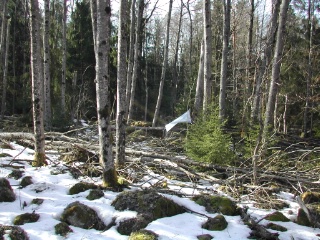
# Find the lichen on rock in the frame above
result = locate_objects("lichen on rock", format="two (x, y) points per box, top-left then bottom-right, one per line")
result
(265, 211), (290, 222)
(13, 212), (40, 225)
(54, 222), (73, 236)
(202, 214), (228, 231)
(129, 229), (158, 240)
(69, 182), (98, 195)
(0, 224), (29, 240)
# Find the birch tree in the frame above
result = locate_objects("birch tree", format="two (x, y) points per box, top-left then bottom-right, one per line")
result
(29, 0), (46, 167)
(203, 0), (212, 113)
(152, 0), (173, 127)
(127, 0), (144, 123)
(91, 0), (117, 187)
(263, 0), (291, 138)
(116, 0), (128, 167)
(194, 39), (204, 115)
(219, 0), (231, 121)
(44, 0), (51, 129)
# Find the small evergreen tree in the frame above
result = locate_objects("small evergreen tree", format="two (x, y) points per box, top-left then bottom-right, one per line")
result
(185, 109), (235, 165)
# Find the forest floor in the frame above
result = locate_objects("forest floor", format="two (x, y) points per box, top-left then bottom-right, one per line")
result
(0, 116), (320, 239)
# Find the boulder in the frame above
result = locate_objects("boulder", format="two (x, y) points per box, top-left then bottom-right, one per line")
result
(0, 224), (29, 240)
(54, 222), (73, 236)
(86, 189), (104, 200)
(301, 192), (320, 204)
(129, 229), (158, 240)
(202, 214), (228, 231)
(60, 201), (106, 230)
(69, 182), (98, 195)
(20, 176), (33, 188)
(265, 211), (290, 222)
(0, 178), (15, 202)
(13, 213), (40, 225)
(193, 194), (239, 216)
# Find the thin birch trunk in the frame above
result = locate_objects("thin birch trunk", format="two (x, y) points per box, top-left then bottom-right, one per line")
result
(219, 0), (231, 120)
(116, 0), (128, 167)
(263, 0), (290, 138)
(127, 0), (144, 123)
(91, 0), (117, 187)
(29, 0), (46, 167)
(194, 39), (204, 115)
(152, 0), (173, 127)
(44, 0), (52, 129)
(125, 0), (136, 119)
(203, 0), (212, 113)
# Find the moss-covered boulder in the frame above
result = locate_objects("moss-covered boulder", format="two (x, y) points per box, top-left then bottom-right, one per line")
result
(301, 192), (320, 204)
(0, 224), (29, 240)
(60, 201), (106, 230)
(193, 194), (239, 216)
(129, 229), (158, 240)
(112, 189), (185, 220)
(202, 214), (228, 231)
(112, 189), (185, 235)
(265, 211), (290, 222)
(0, 178), (16, 202)
(8, 170), (24, 180)
(117, 215), (150, 235)
(296, 208), (311, 226)
(13, 213), (40, 225)
(197, 234), (213, 240)
(265, 223), (287, 232)
(86, 189), (104, 200)
(54, 222), (73, 236)
(20, 176), (33, 188)
(31, 198), (44, 205)
(69, 182), (98, 195)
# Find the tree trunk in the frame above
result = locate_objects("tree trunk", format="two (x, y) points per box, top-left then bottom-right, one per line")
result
(152, 0), (173, 127)
(91, 0), (117, 187)
(263, 0), (290, 139)
(219, 0), (231, 120)
(116, 0), (128, 167)
(44, 0), (52, 129)
(127, 0), (144, 123)
(61, 0), (67, 119)
(251, 0), (281, 123)
(194, 39), (204, 115)
(171, 0), (183, 116)
(1, 18), (10, 119)
(29, 0), (46, 167)
(303, 0), (314, 138)
(203, 0), (212, 113)
(125, 0), (136, 119)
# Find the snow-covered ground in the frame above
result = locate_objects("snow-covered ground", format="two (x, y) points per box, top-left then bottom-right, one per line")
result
(0, 141), (320, 240)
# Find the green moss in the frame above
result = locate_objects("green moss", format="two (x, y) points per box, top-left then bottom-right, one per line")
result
(55, 222), (73, 236)
(13, 212), (40, 225)
(31, 198), (44, 205)
(296, 208), (311, 226)
(69, 182), (97, 195)
(202, 214), (228, 231)
(32, 152), (47, 167)
(129, 230), (158, 240)
(301, 192), (320, 204)
(0, 153), (11, 157)
(102, 168), (118, 188)
(266, 223), (287, 232)
(265, 211), (290, 222)
(193, 195), (239, 216)
(86, 189), (104, 200)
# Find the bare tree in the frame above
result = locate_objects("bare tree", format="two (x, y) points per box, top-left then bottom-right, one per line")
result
(1, 17), (10, 118)
(29, 0), (46, 167)
(203, 0), (212, 113)
(116, 0), (128, 167)
(125, 0), (136, 119)
(61, 0), (67, 119)
(263, 0), (291, 138)
(194, 39), (204, 114)
(44, 0), (52, 129)
(152, 0), (173, 127)
(91, 0), (117, 187)
(219, 0), (231, 120)
(127, 0), (144, 123)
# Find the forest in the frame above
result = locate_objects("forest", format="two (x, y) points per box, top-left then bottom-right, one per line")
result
(1, 0), (320, 239)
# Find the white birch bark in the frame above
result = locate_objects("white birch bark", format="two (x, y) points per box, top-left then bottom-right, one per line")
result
(263, 0), (290, 137)
(116, 0), (128, 167)
(127, 0), (144, 123)
(219, 0), (231, 120)
(29, 0), (46, 167)
(194, 39), (204, 115)
(152, 0), (173, 127)
(203, 0), (212, 113)
(91, 0), (117, 187)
